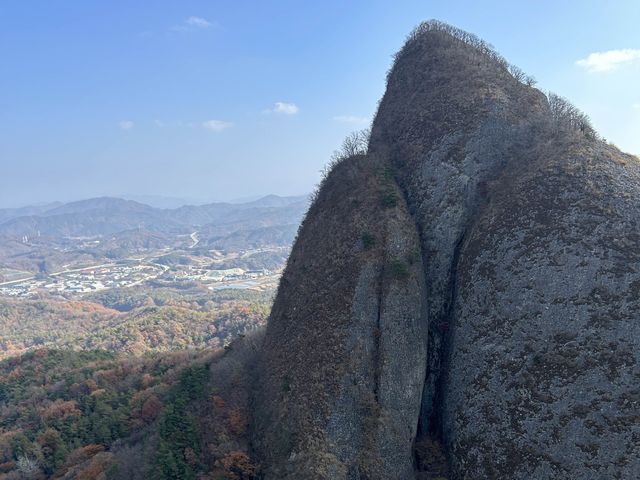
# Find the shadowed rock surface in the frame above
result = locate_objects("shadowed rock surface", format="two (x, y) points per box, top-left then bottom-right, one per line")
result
(254, 20), (640, 479)
(254, 154), (427, 478)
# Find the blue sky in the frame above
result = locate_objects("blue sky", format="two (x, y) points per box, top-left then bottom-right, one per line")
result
(1, 1), (639, 207)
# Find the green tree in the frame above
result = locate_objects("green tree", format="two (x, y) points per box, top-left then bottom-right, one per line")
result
(38, 428), (68, 474)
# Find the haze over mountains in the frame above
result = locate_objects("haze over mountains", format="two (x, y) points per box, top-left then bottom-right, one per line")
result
(0, 194), (307, 284)
(0, 195), (307, 239)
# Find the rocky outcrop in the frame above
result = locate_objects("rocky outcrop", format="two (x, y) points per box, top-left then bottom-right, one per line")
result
(254, 20), (640, 479)
(254, 155), (428, 479)
(444, 140), (640, 479)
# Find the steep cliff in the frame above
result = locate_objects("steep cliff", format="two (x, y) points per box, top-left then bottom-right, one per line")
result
(255, 154), (428, 478)
(255, 20), (640, 479)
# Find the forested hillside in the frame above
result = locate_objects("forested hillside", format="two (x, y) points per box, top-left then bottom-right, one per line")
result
(0, 334), (261, 479)
(0, 288), (270, 360)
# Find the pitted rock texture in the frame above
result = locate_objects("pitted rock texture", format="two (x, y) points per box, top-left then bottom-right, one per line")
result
(254, 20), (640, 479)
(444, 142), (640, 479)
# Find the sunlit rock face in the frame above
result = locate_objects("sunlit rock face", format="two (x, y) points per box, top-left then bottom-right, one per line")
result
(255, 20), (640, 479)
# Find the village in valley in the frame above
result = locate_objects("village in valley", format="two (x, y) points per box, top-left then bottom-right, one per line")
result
(0, 246), (285, 298)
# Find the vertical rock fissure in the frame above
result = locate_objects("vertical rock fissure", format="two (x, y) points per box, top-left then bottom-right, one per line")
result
(384, 166), (450, 467)
(429, 231), (465, 440)
(412, 229), (465, 478)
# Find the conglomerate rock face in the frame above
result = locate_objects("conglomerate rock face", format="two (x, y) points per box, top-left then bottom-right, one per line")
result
(254, 20), (640, 479)
(443, 141), (640, 479)
(254, 154), (428, 479)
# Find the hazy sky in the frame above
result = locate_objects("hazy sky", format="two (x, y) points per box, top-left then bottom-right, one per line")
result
(1, 1), (639, 207)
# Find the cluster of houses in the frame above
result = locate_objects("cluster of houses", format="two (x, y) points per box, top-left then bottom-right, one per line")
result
(0, 262), (166, 298)
(170, 266), (273, 283)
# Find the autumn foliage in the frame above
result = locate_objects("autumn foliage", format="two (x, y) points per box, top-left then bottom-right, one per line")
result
(0, 331), (263, 479)
(221, 451), (258, 480)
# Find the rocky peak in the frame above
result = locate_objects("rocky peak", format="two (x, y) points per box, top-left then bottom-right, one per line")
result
(254, 20), (640, 479)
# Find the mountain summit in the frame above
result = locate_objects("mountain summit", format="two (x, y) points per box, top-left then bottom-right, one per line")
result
(254, 21), (640, 479)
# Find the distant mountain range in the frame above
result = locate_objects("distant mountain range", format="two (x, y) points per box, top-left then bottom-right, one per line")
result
(0, 202), (64, 225)
(0, 194), (308, 239)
